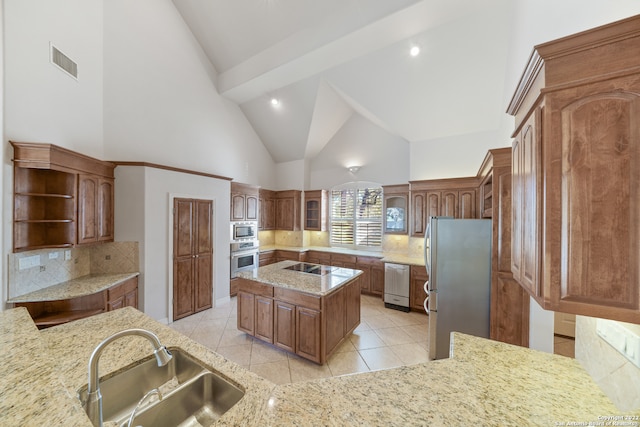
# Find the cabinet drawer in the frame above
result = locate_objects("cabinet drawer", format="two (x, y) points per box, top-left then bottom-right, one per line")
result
(356, 256), (383, 267)
(331, 253), (357, 264)
(274, 287), (320, 310)
(107, 277), (138, 301)
(236, 278), (274, 298)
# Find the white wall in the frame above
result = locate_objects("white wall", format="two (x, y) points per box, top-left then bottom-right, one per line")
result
(528, 297), (554, 353)
(3, 0), (104, 156)
(410, 130), (510, 181)
(115, 166), (231, 323)
(102, 0), (276, 188)
(309, 114), (409, 189)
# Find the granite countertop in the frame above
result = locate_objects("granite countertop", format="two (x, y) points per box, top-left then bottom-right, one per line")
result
(1, 307), (636, 426)
(259, 245), (425, 267)
(236, 260), (363, 296)
(7, 272), (140, 303)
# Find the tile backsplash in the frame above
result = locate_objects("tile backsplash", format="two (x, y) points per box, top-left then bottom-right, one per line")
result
(8, 242), (139, 299)
(575, 316), (640, 411)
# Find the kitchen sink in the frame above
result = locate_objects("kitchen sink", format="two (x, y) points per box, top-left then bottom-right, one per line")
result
(126, 372), (244, 427)
(77, 348), (244, 426)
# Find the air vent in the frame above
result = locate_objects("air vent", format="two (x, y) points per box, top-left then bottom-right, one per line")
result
(50, 44), (78, 79)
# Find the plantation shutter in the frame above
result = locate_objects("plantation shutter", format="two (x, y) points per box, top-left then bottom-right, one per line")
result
(330, 186), (382, 248)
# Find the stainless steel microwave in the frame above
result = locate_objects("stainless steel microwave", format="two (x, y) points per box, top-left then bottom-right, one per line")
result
(230, 221), (257, 242)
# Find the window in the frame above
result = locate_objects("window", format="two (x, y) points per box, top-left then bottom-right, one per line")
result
(330, 183), (383, 249)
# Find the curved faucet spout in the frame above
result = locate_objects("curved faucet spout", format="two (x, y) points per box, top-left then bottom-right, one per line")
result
(84, 328), (172, 427)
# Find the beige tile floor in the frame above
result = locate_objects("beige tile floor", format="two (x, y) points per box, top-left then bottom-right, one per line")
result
(169, 294), (430, 385)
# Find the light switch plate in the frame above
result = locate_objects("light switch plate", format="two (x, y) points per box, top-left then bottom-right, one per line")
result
(596, 318), (640, 369)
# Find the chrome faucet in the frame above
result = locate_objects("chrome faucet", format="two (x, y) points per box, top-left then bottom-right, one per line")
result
(84, 328), (173, 427)
(127, 388), (162, 427)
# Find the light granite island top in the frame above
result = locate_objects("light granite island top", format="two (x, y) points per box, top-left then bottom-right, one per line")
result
(1, 306), (637, 426)
(236, 260), (363, 296)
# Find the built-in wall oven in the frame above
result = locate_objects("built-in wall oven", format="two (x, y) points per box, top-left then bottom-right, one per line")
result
(230, 240), (259, 278)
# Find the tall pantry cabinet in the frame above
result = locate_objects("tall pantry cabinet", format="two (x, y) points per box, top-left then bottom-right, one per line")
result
(508, 15), (640, 323)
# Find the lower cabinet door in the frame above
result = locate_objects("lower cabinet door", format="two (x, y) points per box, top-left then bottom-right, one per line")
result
(255, 296), (274, 343)
(296, 307), (321, 363)
(274, 301), (295, 352)
(237, 292), (255, 335)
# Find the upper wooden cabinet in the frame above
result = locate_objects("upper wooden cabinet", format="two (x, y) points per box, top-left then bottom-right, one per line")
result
(77, 175), (114, 245)
(10, 142), (115, 252)
(507, 15), (640, 323)
(304, 190), (328, 231)
(259, 189), (276, 230)
(382, 184), (408, 235)
(275, 190), (302, 231)
(409, 177), (478, 237)
(230, 182), (259, 222)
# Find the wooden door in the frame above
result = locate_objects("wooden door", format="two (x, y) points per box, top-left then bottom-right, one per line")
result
(441, 191), (458, 217)
(511, 135), (524, 285)
(296, 307), (321, 363)
(255, 297), (274, 342)
(246, 195), (258, 221)
(274, 301), (295, 352)
(97, 178), (114, 241)
(324, 288), (345, 355)
(554, 312), (576, 338)
(77, 175), (98, 244)
(173, 198), (213, 320)
(237, 292), (255, 334)
(231, 193), (245, 220)
(521, 112), (540, 297)
(411, 191), (425, 237)
(458, 190), (476, 219)
(276, 198), (293, 230)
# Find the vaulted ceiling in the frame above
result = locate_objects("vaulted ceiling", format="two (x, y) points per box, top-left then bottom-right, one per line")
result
(172, 0), (512, 163)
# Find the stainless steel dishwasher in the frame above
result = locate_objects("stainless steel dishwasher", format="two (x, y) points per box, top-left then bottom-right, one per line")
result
(384, 263), (410, 312)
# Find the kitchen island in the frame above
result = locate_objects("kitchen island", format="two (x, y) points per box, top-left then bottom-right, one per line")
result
(0, 306), (634, 426)
(235, 260), (363, 364)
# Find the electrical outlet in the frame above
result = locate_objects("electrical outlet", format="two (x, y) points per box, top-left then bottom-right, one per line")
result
(597, 318), (640, 369)
(48, 252), (59, 260)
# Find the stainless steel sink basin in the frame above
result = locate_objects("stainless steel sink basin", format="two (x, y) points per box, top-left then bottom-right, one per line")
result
(126, 372), (244, 427)
(77, 348), (244, 426)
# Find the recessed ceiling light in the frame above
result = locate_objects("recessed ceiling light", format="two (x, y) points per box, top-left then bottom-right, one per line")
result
(270, 98), (280, 106)
(410, 45), (420, 57)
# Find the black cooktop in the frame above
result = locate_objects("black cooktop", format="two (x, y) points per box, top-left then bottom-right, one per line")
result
(284, 263), (335, 276)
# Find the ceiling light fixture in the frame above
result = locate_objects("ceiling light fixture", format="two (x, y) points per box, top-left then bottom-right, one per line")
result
(270, 97), (280, 106)
(410, 45), (420, 57)
(347, 166), (360, 174)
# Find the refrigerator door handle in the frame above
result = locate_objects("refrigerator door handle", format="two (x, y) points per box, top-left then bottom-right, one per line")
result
(423, 292), (429, 313)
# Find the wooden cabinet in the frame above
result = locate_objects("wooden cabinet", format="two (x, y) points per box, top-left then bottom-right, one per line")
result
(331, 253), (357, 269)
(15, 276), (138, 329)
(275, 190), (302, 231)
(259, 189), (276, 230)
(409, 177), (478, 237)
(236, 276), (361, 364)
(11, 142), (115, 252)
(77, 175), (114, 245)
(107, 277), (139, 311)
(477, 148), (530, 347)
(305, 250), (331, 265)
(382, 185), (408, 235)
(304, 190), (327, 231)
(173, 198), (213, 320)
(507, 15), (640, 323)
(231, 182), (259, 222)
(259, 251), (277, 267)
(356, 256), (384, 296)
(255, 296), (274, 343)
(274, 250), (303, 262)
(409, 265), (428, 312)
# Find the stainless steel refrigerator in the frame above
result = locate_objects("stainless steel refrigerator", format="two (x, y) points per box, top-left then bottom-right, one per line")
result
(424, 217), (492, 360)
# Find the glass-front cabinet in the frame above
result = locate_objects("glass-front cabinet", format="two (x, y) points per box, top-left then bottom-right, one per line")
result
(304, 190), (327, 231)
(382, 184), (409, 235)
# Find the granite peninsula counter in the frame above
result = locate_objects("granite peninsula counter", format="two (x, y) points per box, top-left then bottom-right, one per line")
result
(0, 306), (636, 426)
(235, 260), (363, 364)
